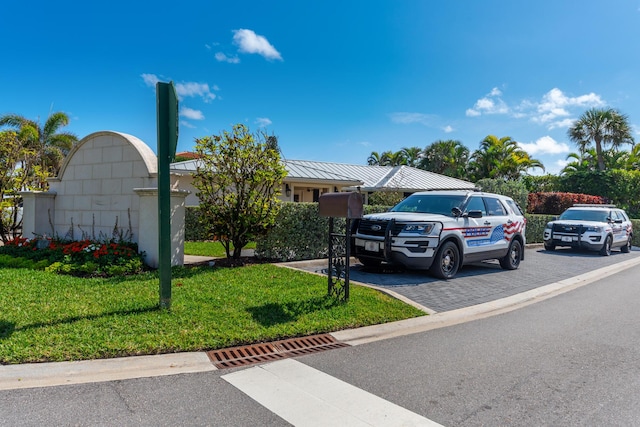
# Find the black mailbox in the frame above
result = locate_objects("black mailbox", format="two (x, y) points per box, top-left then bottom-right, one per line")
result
(318, 192), (363, 218)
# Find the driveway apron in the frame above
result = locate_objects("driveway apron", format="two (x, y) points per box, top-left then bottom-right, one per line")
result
(289, 247), (640, 313)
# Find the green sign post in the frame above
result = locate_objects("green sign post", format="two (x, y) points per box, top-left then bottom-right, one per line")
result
(156, 81), (179, 309)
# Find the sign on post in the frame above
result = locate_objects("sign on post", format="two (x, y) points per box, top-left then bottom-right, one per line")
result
(156, 81), (179, 309)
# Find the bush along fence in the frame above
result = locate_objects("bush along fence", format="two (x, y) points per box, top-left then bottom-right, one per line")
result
(185, 203), (640, 262)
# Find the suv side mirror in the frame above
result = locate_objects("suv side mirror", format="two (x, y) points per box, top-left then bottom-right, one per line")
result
(466, 210), (483, 218)
(451, 207), (462, 218)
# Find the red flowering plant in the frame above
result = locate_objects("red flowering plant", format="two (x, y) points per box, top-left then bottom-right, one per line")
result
(0, 235), (146, 277)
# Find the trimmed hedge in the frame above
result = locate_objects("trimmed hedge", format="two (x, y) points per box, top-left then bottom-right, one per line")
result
(527, 192), (608, 215)
(186, 205), (639, 261)
(254, 202), (391, 261)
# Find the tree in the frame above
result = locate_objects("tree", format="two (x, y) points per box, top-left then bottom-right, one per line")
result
(400, 146), (422, 167)
(0, 131), (28, 242)
(367, 151), (384, 166)
(567, 108), (635, 172)
(0, 112), (78, 189)
(419, 139), (469, 179)
(468, 135), (544, 181)
(192, 124), (287, 259)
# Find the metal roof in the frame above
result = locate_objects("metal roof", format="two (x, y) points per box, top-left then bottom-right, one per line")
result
(170, 158), (475, 192)
(283, 160), (475, 192)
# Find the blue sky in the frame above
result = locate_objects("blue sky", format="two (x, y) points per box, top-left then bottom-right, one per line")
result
(2, 1), (640, 175)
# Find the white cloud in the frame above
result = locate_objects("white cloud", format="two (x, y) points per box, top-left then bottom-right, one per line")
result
(141, 73), (161, 87)
(389, 112), (438, 125)
(534, 88), (604, 124)
(443, 125), (454, 133)
(467, 86), (606, 131)
(175, 82), (217, 103)
(180, 107), (204, 120)
(465, 87), (510, 116)
(233, 29), (282, 61)
(141, 74), (218, 103)
(548, 118), (575, 130)
(255, 117), (272, 127)
(179, 120), (196, 129)
(518, 136), (570, 155)
(215, 52), (240, 64)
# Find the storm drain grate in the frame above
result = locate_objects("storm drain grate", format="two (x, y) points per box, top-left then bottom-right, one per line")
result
(207, 334), (350, 369)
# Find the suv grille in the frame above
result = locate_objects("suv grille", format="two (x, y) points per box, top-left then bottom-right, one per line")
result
(357, 219), (404, 236)
(552, 223), (584, 235)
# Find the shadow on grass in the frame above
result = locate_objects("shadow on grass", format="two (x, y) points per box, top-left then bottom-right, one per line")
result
(0, 320), (15, 339)
(0, 305), (159, 339)
(247, 295), (343, 327)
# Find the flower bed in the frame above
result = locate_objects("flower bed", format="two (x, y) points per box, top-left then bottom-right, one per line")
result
(0, 237), (146, 277)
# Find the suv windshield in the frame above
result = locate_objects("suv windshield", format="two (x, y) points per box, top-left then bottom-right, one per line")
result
(559, 209), (609, 222)
(391, 194), (466, 216)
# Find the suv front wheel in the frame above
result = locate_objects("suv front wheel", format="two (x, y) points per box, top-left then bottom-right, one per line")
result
(430, 241), (460, 279)
(599, 235), (612, 256)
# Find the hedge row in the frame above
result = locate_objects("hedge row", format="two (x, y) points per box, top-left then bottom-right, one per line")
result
(527, 192), (607, 215)
(187, 204), (640, 262)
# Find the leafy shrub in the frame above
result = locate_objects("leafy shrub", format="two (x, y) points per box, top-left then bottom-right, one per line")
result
(255, 202), (390, 262)
(185, 206), (208, 241)
(524, 214), (556, 244)
(527, 192), (608, 215)
(475, 178), (529, 212)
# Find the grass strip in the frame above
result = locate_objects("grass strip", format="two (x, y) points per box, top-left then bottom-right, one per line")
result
(0, 264), (424, 364)
(184, 241), (256, 258)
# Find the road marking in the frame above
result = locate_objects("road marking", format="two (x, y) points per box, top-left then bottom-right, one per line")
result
(222, 358), (443, 426)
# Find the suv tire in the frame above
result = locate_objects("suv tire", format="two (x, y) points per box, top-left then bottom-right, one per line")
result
(544, 243), (555, 251)
(500, 239), (522, 270)
(599, 235), (612, 256)
(621, 236), (632, 253)
(430, 241), (460, 279)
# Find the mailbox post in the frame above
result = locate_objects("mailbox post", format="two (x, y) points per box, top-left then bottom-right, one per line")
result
(318, 192), (363, 301)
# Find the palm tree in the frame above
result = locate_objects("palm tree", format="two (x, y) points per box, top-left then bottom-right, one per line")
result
(0, 112), (78, 189)
(400, 146), (422, 167)
(419, 139), (469, 179)
(468, 135), (544, 181)
(367, 151), (383, 165)
(567, 108), (634, 171)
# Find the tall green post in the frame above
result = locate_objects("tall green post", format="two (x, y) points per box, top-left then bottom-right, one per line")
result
(156, 82), (179, 309)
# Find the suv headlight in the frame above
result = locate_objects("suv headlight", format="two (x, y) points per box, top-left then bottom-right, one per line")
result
(545, 222), (553, 229)
(584, 226), (602, 232)
(402, 223), (439, 235)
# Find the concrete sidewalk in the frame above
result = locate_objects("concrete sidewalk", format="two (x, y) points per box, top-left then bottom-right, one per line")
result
(3, 253), (640, 391)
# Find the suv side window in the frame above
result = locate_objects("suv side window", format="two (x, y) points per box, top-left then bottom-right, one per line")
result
(611, 210), (623, 222)
(505, 199), (523, 216)
(618, 210), (630, 222)
(465, 196), (486, 215)
(484, 197), (507, 216)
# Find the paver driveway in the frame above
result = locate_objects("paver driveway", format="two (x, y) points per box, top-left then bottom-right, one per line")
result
(290, 246), (640, 313)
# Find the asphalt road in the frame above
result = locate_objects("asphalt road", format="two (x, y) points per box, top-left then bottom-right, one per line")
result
(293, 245), (640, 312)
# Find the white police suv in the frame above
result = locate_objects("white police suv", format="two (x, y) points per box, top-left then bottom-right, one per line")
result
(543, 204), (633, 256)
(352, 190), (527, 279)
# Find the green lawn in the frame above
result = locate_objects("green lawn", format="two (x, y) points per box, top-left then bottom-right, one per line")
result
(0, 264), (425, 364)
(184, 241), (256, 257)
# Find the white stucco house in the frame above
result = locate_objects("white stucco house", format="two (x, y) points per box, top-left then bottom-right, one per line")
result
(170, 158), (476, 206)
